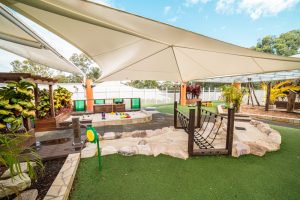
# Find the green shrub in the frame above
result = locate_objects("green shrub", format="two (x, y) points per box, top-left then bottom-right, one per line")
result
(54, 86), (73, 114)
(0, 79), (36, 131)
(221, 85), (246, 112)
(36, 89), (50, 119)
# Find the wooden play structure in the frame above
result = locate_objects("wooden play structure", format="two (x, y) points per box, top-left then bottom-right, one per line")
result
(174, 101), (235, 156)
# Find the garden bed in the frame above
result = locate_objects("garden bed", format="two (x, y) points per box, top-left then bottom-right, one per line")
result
(241, 105), (300, 118)
(1, 158), (65, 200)
(35, 111), (71, 132)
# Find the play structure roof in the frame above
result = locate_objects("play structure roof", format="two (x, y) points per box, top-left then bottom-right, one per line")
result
(2, 0), (300, 82)
(0, 3), (83, 75)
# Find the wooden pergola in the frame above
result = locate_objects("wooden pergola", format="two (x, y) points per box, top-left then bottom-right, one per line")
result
(0, 72), (58, 118)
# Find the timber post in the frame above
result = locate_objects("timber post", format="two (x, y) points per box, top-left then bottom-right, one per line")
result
(72, 117), (81, 145)
(226, 107), (235, 156)
(174, 101), (178, 129)
(188, 109), (195, 157)
(196, 101), (201, 128)
(49, 84), (55, 117)
(265, 82), (271, 111)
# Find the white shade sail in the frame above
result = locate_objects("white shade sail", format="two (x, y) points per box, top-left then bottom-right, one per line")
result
(2, 0), (300, 82)
(0, 4), (83, 75)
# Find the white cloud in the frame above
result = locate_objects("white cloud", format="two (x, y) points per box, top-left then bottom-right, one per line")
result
(216, 0), (300, 20)
(168, 16), (179, 22)
(164, 6), (171, 14)
(184, 0), (211, 7)
(216, 0), (236, 14)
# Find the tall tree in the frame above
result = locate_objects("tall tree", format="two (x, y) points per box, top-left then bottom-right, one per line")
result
(253, 30), (300, 56)
(10, 60), (54, 77)
(69, 53), (101, 81)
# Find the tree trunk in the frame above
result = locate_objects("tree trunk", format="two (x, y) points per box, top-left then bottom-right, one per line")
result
(287, 91), (296, 113)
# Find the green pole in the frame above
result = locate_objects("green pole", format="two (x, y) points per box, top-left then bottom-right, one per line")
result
(96, 139), (102, 172)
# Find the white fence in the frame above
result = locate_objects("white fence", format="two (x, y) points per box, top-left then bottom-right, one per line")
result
(32, 82), (300, 106)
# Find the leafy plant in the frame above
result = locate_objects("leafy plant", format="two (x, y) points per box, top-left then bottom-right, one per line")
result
(0, 133), (43, 180)
(54, 86), (73, 114)
(261, 80), (300, 105)
(221, 85), (246, 112)
(36, 89), (50, 119)
(0, 79), (36, 132)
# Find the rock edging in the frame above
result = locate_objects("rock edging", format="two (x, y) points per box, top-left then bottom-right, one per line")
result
(43, 153), (80, 200)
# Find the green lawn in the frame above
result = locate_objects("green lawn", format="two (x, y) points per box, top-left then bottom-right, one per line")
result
(71, 125), (300, 200)
(143, 101), (223, 115)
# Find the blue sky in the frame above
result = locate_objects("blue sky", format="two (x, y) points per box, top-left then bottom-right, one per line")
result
(1, 0), (300, 72)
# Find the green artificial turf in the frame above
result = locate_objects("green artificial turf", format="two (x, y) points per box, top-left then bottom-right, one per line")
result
(144, 101), (223, 115)
(70, 125), (300, 200)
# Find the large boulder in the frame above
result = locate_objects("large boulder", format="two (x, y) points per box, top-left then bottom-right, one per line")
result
(136, 144), (152, 156)
(101, 146), (118, 156)
(257, 123), (271, 135)
(13, 189), (38, 200)
(0, 174), (31, 198)
(118, 146), (137, 156)
(232, 142), (251, 157)
(268, 131), (281, 145)
(81, 144), (97, 158)
(165, 146), (188, 160)
(1, 162), (36, 179)
(103, 132), (116, 140)
(246, 142), (268, 156)
(150, 143), (167, 157)
(132, 130), (147, 138)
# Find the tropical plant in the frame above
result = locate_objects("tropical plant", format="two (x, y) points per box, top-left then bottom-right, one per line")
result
(54, 86), (73, 114)
(221, 85), (246, 112)
(0, 79), (36, 132)
(0, 133), (43, 180)
(261, 80), (300, 105)
(36, 89), (50, 119)
(0, 80), (43, 194)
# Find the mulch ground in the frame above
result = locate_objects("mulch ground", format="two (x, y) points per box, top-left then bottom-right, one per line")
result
(241, 105), (300, 118)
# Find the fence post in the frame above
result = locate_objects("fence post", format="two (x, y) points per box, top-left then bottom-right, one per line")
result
(196, 101), (201, 128)
(208, 87), (211, 100)
(226, 108), (235, 156)
(214, 87), (216, 100)
(165, 88), (168, 103)
(174, 101), (178, 129)
(188, 109), (195, 157)
(144, 88), (146, 105)
(155, 88), (157, 104)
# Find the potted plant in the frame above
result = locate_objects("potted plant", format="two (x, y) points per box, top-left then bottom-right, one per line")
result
(221, 85), (246, 113)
